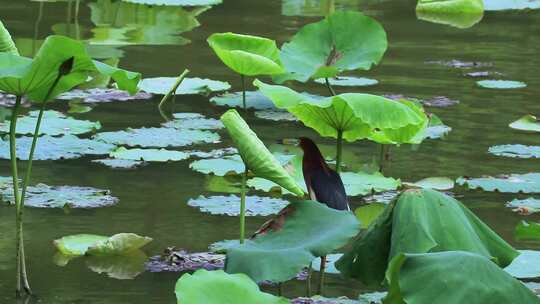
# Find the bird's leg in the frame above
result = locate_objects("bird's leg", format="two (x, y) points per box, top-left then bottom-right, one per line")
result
(317, 255), (327, 295)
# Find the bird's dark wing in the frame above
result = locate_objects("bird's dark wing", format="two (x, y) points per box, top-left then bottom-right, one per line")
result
(308, 169), (349, 211)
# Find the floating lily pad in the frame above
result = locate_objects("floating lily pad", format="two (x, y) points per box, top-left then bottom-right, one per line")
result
(57, 88), (153, 103)
(86, 250), (148, 280)
(505, 250), (540, 279)
(94, 127), (220, 148)
(358, 292), (387, 304)
(506, 198), (540, 215)
(510, 115), (540, 133)
(187, 195), (289, 216)
(0, 93), (30, 107)
(515, 221), (540, 241)
(457, 173), (540, 193)
(477, 80), (527, 89)
(406, 177), (455, 190)
(0, 135), (116, 160)
(110, 147), (189, 162)
(139, 77), (230, 95)
(484, 0), (540, 11)
(92, 158), (146, 169)
(187, 147), (238, 159)
(190, 155), (245, 176)
(162, 113), (224, 130)
(314, 76), (378, 87)
(291, 296), (358, 304)
(210, 91), (276, 110)
(254, 110), (298, 121)
(489, 145), (540, 159)
(122, 0), (222, 6)
(311, 253), (343, 274)
(0, 110), (101, 136)
(145, 249), (225, 273)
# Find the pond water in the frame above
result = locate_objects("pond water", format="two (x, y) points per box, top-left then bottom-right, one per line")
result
(0, 0), (539, 302)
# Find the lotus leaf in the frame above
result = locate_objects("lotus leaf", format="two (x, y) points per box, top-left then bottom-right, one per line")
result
(86, 233), (153, 256)
(0, 110), (101, 136)
(506, 198), (540, 215)
(489, 144), (540, 158)
(188, 195), (289, 216)
(53, 234), (109, 256)
(57, 88), (153, 103)
(314, 76), (378, 87)
(510, 115), (540, 133)
(275, 11), (387, 83)
(336, 189), (519, 286)
(122, 0), (222, 6)
(86, 250), (147, 280)
(110, 147), (190, 162)
(92, 158), (146, 169)
(515, 221), (540, 241)
(175, 269), (288, 304)
(477, 80), (527, 89)
(0, 134), (115, 160)
(187, 147), (238, 159)
(255, 80), (428, 144)
(0, 20), (18, 55)
(505, 250), (540, 279)
(139, 77), (230, 95)
(94, 127), (219, 148)
(207, 33), (284, 76)
(358, 292), (387, 304)
(405, 177), (455, 190)
(311, 253), (343, 274)
(416, 9), (484, 29)
(220, 110), (304, 196)
(457, 173), (540, 193)
(68, 101), (94, 114)
(210, 91), (276, 110)
(363, 191), (400, 205)
(205, 176), (241, 194)
(190, 155), (245, 176)
(484, 0), (540, 11)
(416, 0), (484, 14)
(162, 113), (224, 130)
(355, 203), (386, 229)
(254, 110), (297, 121)
(384, 251), (538, 304)
(226, 200), (360, 283)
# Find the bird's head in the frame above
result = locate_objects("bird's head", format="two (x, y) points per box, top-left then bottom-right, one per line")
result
(298, 137), (317, 152)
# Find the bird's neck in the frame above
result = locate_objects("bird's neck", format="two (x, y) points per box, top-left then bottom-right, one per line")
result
(302, 149), (330, 174)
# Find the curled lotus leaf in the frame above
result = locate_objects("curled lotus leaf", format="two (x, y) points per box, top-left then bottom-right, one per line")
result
(86, 233), (153, 256)
(57, 88), (153, 103)
(0, 20), (18, 55)
(506, 198), (540, 215)
(505, 250), (540, 279)
(314, 76), (378, 87)
(457, 173), (540, 193)
(110, 147), (190, 162)
(94, 127), (220, 148)
(510, 115), (540, 133)
(0, 134), (116, 160)
(477, 80), (527, 89)
(187, 195), (289, 216)
(162, 113), (224, 130)
(275, 11), (387, 83)
(0, 110), (101, 136)
(207, 32), (285, 76)
(489, 144), (540, 159)
(139, 77), (230, 95)
(175, 269), (289, 304)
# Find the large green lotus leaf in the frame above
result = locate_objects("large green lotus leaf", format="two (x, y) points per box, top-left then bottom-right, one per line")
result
(139, 77), (230, 95)
(89, 1), (208, 45)
(314, 76), (378, 87)
(477, 80), (527, 89)
(457, 173), (540, 193)
(54, 234), (109, 256)
(255, 81), (427, 143)
(188, 195), (289, 216)
(506, 198), (540, 215)
(207, 33), (284, 76)
(175, 269), (288, 304)
(0, 35), (140, 102)
(86, 250), (147, 280)
(94, 127), (219, 148)
(122, 0), (222, 6)
(355, 203), (386, 229)
(489, 144), (540, 159)
(275, 11), (387, 83)
(0, 178), (118, 208)
(190, 155), (245, 176)
(416, 9), (483, 29)
(220, 110), (304, 196)
(0, 110), (101, 136)
(226, 200), (360, 283)
(86, 233), (152, 256)
(0, 20), (19, 55)
(384, 251), (538, 304)
(110, 147), (189, 162)
(416, 0), (484, 14)
(505, 250), (540, 279)
(510, 115), (540, 133)
(515, 221), (540, 241)
(162, 113), (224, 130)
(0, 134), (116, 160)
(336, 189), (519, 286)
(484, 0), (540, 11)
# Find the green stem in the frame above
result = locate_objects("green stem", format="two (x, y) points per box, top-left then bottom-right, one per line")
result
(317, 255), (327, 295)
(324, 77), (336, 96)
(10, 96), (22, 296)
(241, 74), (246, 111)
(158, 69), (189, 121)
(239, 167), (248, 244)
(335, 130), (343, 173)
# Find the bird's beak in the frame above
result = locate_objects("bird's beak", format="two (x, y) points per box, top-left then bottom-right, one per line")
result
(279, 138), (300, 146)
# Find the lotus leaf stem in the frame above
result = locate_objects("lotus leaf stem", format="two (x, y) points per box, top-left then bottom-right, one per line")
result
(239, 167), (248, 243)
(324, 77), (336, 96)
(241, 74), (247, 111)
(10, 96), (22, 296)
(306, 262), (312, 297)
(335, 130), (343, 173)
(158, 69), (189, 121)
(317, 255), (327, 295)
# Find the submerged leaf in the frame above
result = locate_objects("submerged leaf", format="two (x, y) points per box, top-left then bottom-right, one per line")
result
(187, 195), (289, 216)
(110, 147), (190, 162)
(139, 77), (230, 95)
(0, 110), (101, 136)
(457, 173), (540, 193)
(94, 127), (220, 148)
(477, 80), (527, 89)
(226, 200), (360, 283)
(314, 76), (378, 87)
(175, 270), (288, 304)
(489, 144), (540, 159)
(510, 115), (540, 133)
